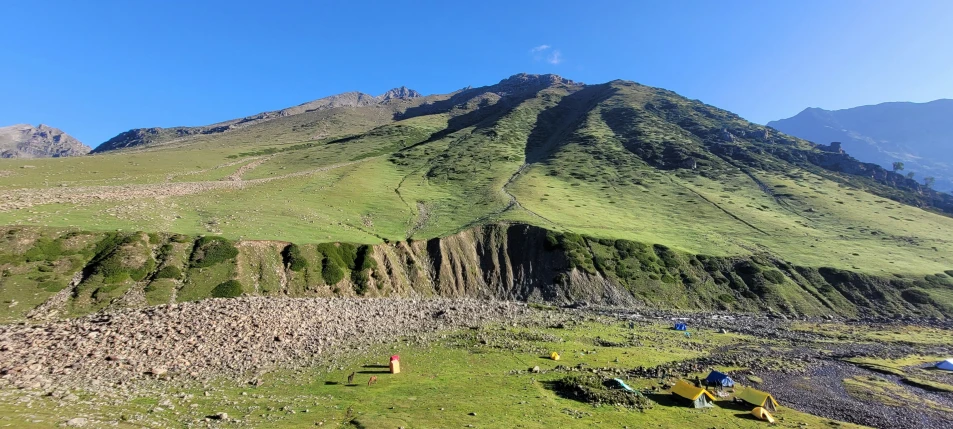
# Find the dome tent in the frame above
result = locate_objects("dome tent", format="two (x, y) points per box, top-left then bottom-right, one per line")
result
(705, 370), (735, 387)
(935, 359), (953, 371)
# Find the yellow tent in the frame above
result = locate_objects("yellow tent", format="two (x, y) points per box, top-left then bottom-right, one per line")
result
(550, 352), (560, 361)
(671, 380), (716, 408)
(751, 406), (776, 423)
(738, 387), (780, 412)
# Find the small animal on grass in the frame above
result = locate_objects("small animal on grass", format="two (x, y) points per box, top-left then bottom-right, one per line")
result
(347, 372), (355, 384)
(368, 376), (378, 386)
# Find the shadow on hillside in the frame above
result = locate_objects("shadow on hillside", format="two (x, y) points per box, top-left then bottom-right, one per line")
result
(524, 84), (616, 164)
(394, 82), (555, 153)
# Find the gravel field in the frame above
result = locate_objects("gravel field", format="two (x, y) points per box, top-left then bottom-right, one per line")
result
(0, 297), (529, 391)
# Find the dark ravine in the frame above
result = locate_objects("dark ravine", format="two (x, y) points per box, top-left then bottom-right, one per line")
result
(2, 224), (951, 322)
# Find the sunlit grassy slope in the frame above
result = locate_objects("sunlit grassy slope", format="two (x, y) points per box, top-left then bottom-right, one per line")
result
(0, 74), (951, 277)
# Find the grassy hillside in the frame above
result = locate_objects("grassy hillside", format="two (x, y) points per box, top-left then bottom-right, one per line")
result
(0, 73), (951, 305)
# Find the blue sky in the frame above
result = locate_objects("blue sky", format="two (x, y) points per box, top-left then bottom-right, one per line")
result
(2, 0), (952, 146)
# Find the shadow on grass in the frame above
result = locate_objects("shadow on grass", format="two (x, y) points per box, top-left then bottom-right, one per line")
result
(541, 380), (573, 402)
(357, 370), (390, 374)
(324, 381), (339, 386)
(363, 364), (389, 369)
(716, 399), (752, 411)
(734, 412), (761, 421)
(645, 393), (679, 407)
(345, 419), (367, 428)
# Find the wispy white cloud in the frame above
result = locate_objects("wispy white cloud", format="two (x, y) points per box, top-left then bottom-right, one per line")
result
(530, 44), (564, 65)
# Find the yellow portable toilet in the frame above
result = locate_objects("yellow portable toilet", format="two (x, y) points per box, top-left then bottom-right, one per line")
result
(751, 406), (776, 423)
(389, 355), (400, 374)
(550, 352), (561, 361)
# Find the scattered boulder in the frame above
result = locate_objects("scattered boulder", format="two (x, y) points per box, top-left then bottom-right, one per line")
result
(65, 417), (88, 427)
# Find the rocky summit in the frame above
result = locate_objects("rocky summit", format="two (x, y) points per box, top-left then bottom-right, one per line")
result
(0, 124), (90, 158)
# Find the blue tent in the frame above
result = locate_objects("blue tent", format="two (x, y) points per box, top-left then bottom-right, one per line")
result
(936, 359), (953, 371)
(674, 322), (688, 331)
(705, 370), (735, 387)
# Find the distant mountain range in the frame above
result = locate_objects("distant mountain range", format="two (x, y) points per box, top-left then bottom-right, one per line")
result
(0, 124), (90, 158)
(768, 100), (953, 193)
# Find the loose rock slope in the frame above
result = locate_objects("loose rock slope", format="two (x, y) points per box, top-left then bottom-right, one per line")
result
(0, 297), (528, 391)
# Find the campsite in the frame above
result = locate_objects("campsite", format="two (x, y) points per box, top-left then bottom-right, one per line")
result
(0, 306), (951, 428)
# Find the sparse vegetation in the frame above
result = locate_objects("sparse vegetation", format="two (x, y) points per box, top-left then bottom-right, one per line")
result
(190, 236), (239, 268)
(155, 265), (182, 279)
(282, 243), (307, 271)
(552, 374), (652, 409)
(763, 269), (786, 284)
(211, 280), (243, 298)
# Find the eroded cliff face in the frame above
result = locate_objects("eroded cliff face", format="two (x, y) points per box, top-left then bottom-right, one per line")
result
(365, 224), (635, 305)
(1, 224), (951, 322)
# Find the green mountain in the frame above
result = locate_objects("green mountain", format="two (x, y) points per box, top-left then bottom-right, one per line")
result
(1, 73), (951, 321)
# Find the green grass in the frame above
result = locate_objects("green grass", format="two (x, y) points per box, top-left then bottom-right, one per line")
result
(841, 354), (953, 393)
(0, 319), (868, 428)
(801, 323), (953, 346)
(843, 375), (953, 412)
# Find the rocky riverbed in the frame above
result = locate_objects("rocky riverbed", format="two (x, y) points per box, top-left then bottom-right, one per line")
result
(1, 301), (952, 429)
(0, 297), (529, 392)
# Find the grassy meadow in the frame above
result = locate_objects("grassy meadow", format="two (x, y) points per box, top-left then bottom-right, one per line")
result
(0, 317), (870, 429)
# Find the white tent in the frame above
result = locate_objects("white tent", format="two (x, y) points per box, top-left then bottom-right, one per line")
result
(935, 359), (953, 371)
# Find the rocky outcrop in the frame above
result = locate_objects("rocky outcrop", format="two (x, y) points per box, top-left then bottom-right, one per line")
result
(0, 124), (90, 158)
(92, 88), (423, 153)
(378, 86), (422, 101)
